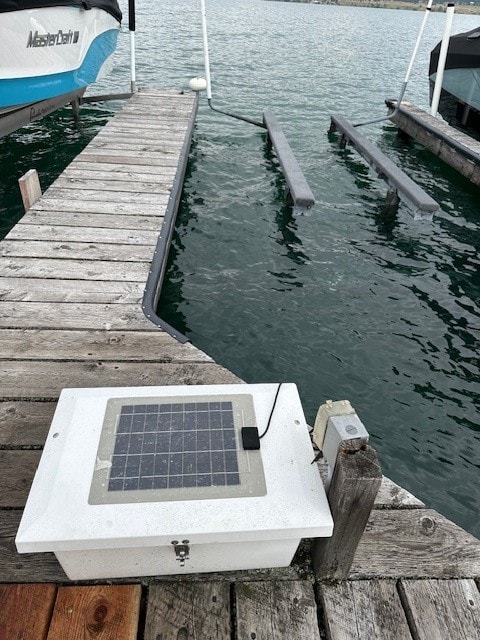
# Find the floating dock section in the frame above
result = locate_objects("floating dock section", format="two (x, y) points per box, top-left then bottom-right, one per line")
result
(0, 89), (479, 639)
(387, 100), (480, 186)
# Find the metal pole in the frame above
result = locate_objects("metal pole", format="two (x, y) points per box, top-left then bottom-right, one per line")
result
(128, 0), (136, 93)
(404, 0), (434, 85)
(197, 0), (264, 127)
(353, 0), (434, 127)
(431, 3), (455, 117)
(199, 0), (212, 100)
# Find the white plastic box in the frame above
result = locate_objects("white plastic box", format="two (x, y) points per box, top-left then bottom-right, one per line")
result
(16, 383), (333, 580)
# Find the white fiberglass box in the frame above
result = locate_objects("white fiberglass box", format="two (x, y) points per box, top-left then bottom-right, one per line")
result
(16, 384), (333, 580)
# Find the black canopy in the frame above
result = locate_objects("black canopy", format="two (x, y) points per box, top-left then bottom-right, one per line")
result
(430, 27), (480, 75)
(0, 0), (121, 22)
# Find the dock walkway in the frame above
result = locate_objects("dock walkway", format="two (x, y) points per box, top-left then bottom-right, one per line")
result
(1, 90), (480, 639)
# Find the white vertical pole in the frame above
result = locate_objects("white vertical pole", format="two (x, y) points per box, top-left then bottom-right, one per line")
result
(394, 0), (434, 109)
(404, 0), (434, 84)
(128, 0), (136, 93)
(431, 3), (455, 117)
(130, 31), (136, 93)
(199, 0), (212, 100)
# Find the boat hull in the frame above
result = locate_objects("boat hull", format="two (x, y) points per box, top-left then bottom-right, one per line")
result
(429, 27), (480, 138)
(0, 6), (120, 114)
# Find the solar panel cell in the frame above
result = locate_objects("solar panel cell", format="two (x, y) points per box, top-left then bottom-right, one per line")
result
(107, 401), (241, 493)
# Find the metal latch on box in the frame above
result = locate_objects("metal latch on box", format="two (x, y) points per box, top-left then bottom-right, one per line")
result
(172, 540), (190, 566)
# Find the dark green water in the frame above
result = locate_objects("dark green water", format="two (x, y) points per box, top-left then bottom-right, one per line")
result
(1, 0), (478, 536)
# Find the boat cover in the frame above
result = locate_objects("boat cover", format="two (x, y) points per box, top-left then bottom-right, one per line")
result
(430, 27), (480, 75)
(0, 0), (121, 22)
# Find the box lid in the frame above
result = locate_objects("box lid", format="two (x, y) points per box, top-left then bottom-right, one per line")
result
(16, 383), (333, 552)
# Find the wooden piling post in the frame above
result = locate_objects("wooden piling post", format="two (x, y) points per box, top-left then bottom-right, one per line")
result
(18, 169), (42, 212)
(312, 439), (382, 581)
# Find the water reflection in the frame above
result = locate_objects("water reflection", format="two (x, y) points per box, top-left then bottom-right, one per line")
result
(156, 135), (203, 336)
(263, 136), (310, 273)
(327, 130), (401, 232)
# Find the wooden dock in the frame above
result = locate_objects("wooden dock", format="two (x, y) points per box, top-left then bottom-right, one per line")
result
(1, 89), (480, 639)
(387, 100), (480, 186)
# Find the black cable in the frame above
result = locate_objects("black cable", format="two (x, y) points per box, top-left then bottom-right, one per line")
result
(259, 383), (282, 439)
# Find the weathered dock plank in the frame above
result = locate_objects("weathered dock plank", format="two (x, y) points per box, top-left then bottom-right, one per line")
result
(0, 257), (150, 281)
(60, 167), (176, 183)
(235, 581), (321, 640)
(80, 136), (183, 151)
(61, 160), (177, 177)
(1, 240), (154, 262)
(52, 177), (173, 194)
(42, 186), (168, 203)
(374, 476), (425, 509)
(144, 583), (231, 640)
(31, 198), (166, 215)
(0, 361), (239, 398)
(0, 278), (144, 303)
(23, 211), (164, 230)
(93, 134), (186, 147)
(0, 329), (212, 362)
(399, 579), (480, 640)
(75, 152), (182, 168)
(0, 302), (155, 331)
(350, 509), (480, 579)
(318, 580), (413, 640)
(6, 224), (159, 245)
(0, 401), (56, 446)
(0, 450), (42, 506)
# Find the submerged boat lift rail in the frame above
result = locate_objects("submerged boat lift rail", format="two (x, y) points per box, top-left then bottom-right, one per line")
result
(263, 111), (315, 215)
(330, 114), (439, 221)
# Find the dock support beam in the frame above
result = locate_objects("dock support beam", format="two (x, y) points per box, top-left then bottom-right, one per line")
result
(263, 111), (315, 215)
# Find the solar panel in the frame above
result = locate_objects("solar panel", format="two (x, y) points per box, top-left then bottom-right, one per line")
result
(108, 401), (240, 492)
(89, 393), (267, 504)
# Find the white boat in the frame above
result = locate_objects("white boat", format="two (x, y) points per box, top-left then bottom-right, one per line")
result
(0, 0), (121, 130)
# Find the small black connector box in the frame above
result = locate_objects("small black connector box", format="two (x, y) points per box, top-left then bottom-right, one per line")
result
(241, 427), (260, 450)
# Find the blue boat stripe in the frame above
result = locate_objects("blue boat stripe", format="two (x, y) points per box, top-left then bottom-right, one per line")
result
(0, 29), (118, 108)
